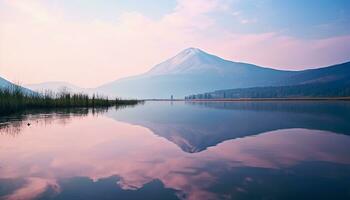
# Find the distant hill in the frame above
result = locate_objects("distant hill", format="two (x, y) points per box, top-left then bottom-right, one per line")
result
(0, 76), (35, 95)
(187, 62), (350, 99)
(279, 61), (350, 86)
(0, 76), (15, 88)
(26, 81), (89, 94)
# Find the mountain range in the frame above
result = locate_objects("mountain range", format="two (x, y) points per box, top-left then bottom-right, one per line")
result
(2, 47), (350, 99)
(187, 61), (350, 99)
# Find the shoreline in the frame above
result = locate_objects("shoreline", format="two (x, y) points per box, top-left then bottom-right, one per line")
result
(145, 97), (350, 102)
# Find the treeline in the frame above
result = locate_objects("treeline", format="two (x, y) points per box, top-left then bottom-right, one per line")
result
(186, 82), (350, 99)
(0, 86), (140, 115)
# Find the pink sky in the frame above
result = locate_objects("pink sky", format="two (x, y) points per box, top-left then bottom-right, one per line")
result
(1, 0), (350, 87)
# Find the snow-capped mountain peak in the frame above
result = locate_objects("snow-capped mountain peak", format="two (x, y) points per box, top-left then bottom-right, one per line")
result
(177, 47), (204, 57)
(145, 47), (225, 76)
(167, 47), (206, 65)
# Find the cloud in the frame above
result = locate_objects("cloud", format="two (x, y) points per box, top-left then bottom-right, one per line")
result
(239, 18), (257, 24)
(229, 10), (257, 24)
(3, 0), (53, 22)
(4, 178), (59, 200)
(0, 0), (349, 87)
(214, 32), (350, 69)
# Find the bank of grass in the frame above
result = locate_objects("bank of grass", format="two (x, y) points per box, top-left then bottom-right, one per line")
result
(0, 86), (140, 115)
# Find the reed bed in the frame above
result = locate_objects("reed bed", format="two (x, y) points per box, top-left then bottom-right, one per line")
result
(0, 86), (140, 115)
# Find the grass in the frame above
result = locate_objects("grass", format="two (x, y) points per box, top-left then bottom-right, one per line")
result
(0, 86), (140, 115)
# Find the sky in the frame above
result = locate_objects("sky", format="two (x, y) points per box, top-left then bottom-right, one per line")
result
(0, 0), (350, 87)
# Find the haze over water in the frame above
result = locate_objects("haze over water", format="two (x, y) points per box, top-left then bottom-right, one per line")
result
(0, 101), (350, 200)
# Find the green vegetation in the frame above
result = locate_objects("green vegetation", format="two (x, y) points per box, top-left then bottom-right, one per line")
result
(186, 82), (350, 100)
(0, 86), (140, 115)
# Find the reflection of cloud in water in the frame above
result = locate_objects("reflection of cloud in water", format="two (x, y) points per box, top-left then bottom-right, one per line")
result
(0, 109), (350, 199)
(3, 178), (59, 200)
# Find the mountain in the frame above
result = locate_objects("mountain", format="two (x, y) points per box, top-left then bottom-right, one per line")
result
(0, 76), (35, 95)
(97, 48), (299, 99)
(26, 81), (88, 94)
(187, 61), (350, 99)
(0, 76), (14, 88)
(280, 61), (350, 85)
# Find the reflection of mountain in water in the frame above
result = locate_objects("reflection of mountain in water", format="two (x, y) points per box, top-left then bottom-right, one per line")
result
(108, 101), (350, 153)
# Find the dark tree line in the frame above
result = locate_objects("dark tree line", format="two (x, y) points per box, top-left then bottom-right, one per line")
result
(185, 81), (350, 99)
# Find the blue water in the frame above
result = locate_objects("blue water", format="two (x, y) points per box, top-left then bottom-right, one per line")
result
(0, 101), (350, 200)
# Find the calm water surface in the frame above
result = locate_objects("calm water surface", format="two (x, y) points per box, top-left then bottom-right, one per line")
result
(0, 101), (350, 200)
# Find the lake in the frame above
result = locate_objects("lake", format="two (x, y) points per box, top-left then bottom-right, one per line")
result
(1, 101), (350, 200)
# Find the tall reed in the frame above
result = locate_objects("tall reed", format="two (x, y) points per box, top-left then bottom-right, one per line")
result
(0, 85), (140, 115)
